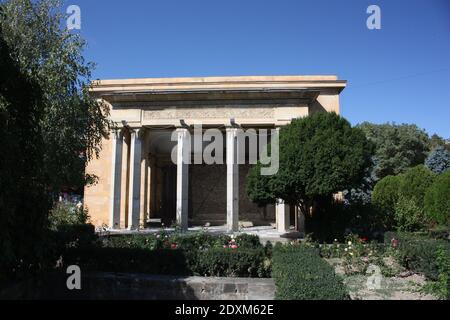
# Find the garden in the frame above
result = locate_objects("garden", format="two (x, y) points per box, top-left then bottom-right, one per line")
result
(0, 0), (449, 301)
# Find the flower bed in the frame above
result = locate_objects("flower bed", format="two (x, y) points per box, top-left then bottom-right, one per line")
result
(61, 232), (272, 278)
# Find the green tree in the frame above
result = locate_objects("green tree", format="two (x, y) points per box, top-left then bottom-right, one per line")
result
(247, 112), (373, 232)
(398, 165), (435, 211)
(0, 0), (110, 192)
(372, 175), (402, 229)
(429, 133), (450, 151)
(424, 171), (450, 226)
(0, 17), (50, 280)
(0, 0), (109, 280)
(357, 122), (430, 180)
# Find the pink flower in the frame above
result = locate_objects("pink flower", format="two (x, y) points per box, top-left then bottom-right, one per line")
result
(391, 238), (398, 248)
(223, 245), (228, 249)
(231, 245), (238, 250)
(171, 243), (177, 250)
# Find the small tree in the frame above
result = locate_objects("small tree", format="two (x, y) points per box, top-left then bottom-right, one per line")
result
(425, 147), (450, 174)
(372, 175), (402, 229)
(424, 171), (450, 226)
(247, 112), (373, 232)
(357, 122), (430, 180)
(398, 165), (435, 212)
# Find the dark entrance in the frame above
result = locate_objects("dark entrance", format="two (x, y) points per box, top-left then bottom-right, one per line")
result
(160, 165), (176, 225)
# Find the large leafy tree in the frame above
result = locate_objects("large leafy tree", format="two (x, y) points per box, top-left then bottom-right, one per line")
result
(357, 122), (430, 180)
(247, 112), (373, 232)
(0, 0), (109, 192)
(0, 0), (109, 279)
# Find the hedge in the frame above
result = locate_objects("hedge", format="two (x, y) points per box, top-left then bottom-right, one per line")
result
(62, 233), (271, 278)
(272, 245), (349, 300)
(384, 232), (450, 281)
(424, 170), (450, 226)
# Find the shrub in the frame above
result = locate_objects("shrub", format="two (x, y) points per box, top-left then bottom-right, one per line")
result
(423, 247), (450, 300)
(424, 170), (450, 226)
(425, 147), (450, 174)
(63, 247), (191, 275)
(272, 244), (349, 300)
(384, 232), (450, 281)
(372, 175), (402, 228)
(48, 201), (89, 231)
(394, 195), (426, 232)
(398, 165), (435, 212)
(195, 248), (270, 278)
(54, 224), (97, 250)
(70, 232), (270, 278)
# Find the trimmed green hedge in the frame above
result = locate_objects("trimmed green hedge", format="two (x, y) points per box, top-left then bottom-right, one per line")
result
(272, 244), (349, 300)
(384, 232), (450, 281)
(424, 170), (450, 226)
(62, 233), (271, 278)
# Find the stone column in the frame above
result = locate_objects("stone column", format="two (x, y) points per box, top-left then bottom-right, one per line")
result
(139, 131), (149, 227)
(226, 127), (239, 232)
(127, 128), (143, 230)
(276, 200), (290, 233)
(109, 129), (124, 229)
(176, 128), (190, 231)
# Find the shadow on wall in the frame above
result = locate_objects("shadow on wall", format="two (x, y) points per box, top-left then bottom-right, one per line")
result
(309, 99), (327, 114)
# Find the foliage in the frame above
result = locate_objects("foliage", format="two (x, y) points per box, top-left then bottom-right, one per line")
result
(394, 196), (426, 232)
(272, 244), (349, 300)
(0, 13), (50, 282)
(64, 247), (192, 276)
(384, 232), (450, 281)
(0, 0), (109, 282)
(423, 247), (450, 300)
(428, 134), (450, 152)
(372, 175), (402, 229)
(195, 248), (270, 278)
(372, 166), (436, 231)
(399, 165), (435, 209)
(357, 122), (430, 180)
(425, 147), (450, 174)
(0, 0), (110, 192)
(48, 201), (89, 231)
(247, 112), (373, 231)
(64, 232), (271, 278)
(424, 170), (450, 226)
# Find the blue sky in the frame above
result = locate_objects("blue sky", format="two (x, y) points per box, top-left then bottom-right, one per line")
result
(66, 0), (450, 137)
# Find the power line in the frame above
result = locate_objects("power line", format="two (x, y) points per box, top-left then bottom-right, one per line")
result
(351, 67), (450, 89)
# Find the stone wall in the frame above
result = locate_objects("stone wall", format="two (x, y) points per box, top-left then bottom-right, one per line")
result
(190, 164), (275, 226)
(1, 273), (275, 300)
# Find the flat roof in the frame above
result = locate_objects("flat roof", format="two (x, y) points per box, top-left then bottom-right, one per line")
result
(90, 75), (347, 96)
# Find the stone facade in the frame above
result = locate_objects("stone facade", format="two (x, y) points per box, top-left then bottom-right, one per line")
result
(84, 76), (346, 231)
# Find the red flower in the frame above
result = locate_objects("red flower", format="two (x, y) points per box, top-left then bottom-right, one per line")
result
(391, 238), (398, 248)
(171, 243), (177, 250)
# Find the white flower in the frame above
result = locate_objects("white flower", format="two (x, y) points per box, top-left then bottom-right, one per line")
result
(344, 248), (348, 252)
(348, 241), (352, 246)
(349, 252), (354, 256)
